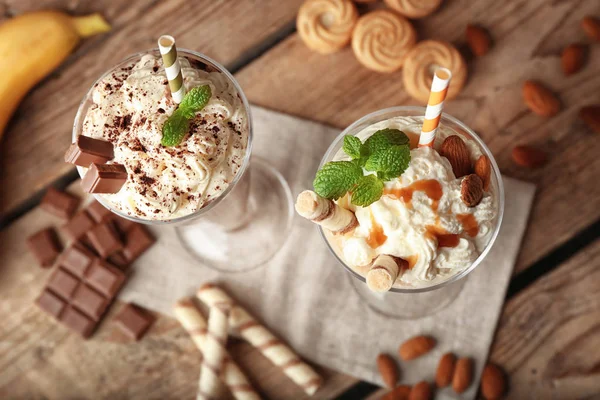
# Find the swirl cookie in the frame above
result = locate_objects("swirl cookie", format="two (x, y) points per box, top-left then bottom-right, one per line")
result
(297, 0), (359, 54)
(384, 0), (443, 19)
(351, 10), (417, 73)
(402, 40), (467, 103)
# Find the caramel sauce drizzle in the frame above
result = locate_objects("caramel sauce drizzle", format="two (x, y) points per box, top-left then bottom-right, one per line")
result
(366, 211), (387, 249)
(384, 179), (443, 211)
(457, 213), (479, 237)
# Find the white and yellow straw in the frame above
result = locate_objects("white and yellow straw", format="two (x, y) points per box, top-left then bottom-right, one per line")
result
(418, 68), (452, 147)
(158, 35), (186, 103)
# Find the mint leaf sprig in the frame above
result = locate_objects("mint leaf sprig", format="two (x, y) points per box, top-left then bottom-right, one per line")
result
(313, 129), (411, 207)
(161, 85), (212, 147)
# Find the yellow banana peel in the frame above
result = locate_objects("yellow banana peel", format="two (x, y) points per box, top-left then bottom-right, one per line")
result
(0, 11), (111, 141)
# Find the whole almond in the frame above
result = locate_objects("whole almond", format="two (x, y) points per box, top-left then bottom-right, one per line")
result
(461, 174), (484, 207)
(522, 80), (561, 117)
(582, 16), (600, 42)
(561, 44), (586, 76)
(435, 352), (456, 387)
(382, 385), (412, 400)
(481, 363), (507, 400)
(440, 135), (472, 178)
(452, 357), (474, 394)
(466, 24), (492, 57)
(512, 145), (547, 168)
(398, 335), (436, 361)
(408, 381), (432, 400)
(377, 353), (400, 388)
(474, 155), (492, 191)
(579, 105), (600, 133)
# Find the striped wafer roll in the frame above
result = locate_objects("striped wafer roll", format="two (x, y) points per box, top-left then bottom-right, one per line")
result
(173, 299), (260, 400)
(198, 302), (231, 400)
(295, 190), (358, 234)
(366, 255), (408, 292)
(418, 67), (452, 147)
(197, 284), (323, 396)
(158, 35), (186, 103)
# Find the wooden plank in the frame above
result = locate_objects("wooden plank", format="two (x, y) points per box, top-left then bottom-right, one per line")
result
(0, 182), (357, 399)
(235, 0), (600, 273)
(489, 239), (600, 400)
(0, 0), (302, 218)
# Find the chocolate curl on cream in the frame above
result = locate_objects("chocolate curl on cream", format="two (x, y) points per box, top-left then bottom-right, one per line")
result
(295, 190), (358, 234)
(366, 255), (408, 292)
(173, 299), (260, 400)
(197, 284), (323, 396)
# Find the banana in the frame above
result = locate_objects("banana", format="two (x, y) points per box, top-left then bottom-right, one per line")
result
(0, 11), (111, 141)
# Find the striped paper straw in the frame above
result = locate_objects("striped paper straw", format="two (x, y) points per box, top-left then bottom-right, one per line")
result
(418, 68), (452, 147)
(158, 35), (186, 103)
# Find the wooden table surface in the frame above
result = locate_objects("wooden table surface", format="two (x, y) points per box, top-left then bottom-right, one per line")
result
(1, 0), (599, 399)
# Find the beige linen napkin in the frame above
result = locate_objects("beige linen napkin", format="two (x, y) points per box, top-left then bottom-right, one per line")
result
(119, 107), (536, 399)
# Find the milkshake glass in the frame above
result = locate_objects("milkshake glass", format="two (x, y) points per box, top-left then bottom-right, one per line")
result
(318, 107), (504, 318)
(72, 49), (293, 271)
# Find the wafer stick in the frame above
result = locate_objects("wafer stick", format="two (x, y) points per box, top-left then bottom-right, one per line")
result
(366, 255), (408, 292)
(295, 190), (358, 234)
(197, 284), (323, 396)
(173, 299), (260, 400)
(198, 302), (231, 400)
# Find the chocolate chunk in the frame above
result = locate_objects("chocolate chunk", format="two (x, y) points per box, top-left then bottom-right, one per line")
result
(86, 200), (113, 223)
(40, 188), (80, 219)
(60, 306), (96, 338)
(64, 135), (114, 167)
(113, 303), (154, 341)
(27, 227), (62, 267)
(122, 225), (155, 263)
(87, 222), (123, 258)
(59, 243), (96, 277)
(72, 285), (109, 321)
(112, 216), (136, 237)
(47, 268), (80, 300)
(85, 258), (125, 297)
(107, 251), (129, 269)
(36, 290), (67, 318)
(81, 163), (128, 194)
(62, 210), (95, 242)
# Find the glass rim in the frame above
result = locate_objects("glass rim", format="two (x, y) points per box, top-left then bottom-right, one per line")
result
(318, 106), (506, 293)
(72, 48), (253, 225)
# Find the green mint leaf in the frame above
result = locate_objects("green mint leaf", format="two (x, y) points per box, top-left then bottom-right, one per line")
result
(343, 135), (363, 159)
(313, 161), (363, 200)
(179, 85), (212, 118)
(364, 128), (410, 156)
(351, 175), (384, 207)
(364, 145), (411, 179)
(161, 108), (191, 147)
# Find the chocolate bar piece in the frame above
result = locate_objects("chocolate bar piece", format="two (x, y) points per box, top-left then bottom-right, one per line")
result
(87, 222), (123, 258)
(122, 225), (155, 263)
(61, 306), (96, 338)
(36, 290), (67, 318)
(72, 285), (109, 321)
(107, 251), (129, 269)
(27, 227), (62, 267)
(62, 210), (95, 242)
(40, 188), (80, 219)
(60, 243), (96, 277)
(47, 268), (80, 300)
(86, 200), (113, 223)
(85, 258), (126, 297)
(113, 303), (154, 341)
(64, 135), (114, 167)
(81, 163), (127, 194)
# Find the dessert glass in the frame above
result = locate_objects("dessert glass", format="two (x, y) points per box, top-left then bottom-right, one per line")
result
(72, 49), (293, 272)
(319, 106), (505, 318)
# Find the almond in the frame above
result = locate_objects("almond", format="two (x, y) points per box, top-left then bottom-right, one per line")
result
(452, 357), (474, 394)
(382, 385), (412, 400)
(512, 145), (547, 168)
(440, 135), (472, 178)
(481, 362), (507, 400)
(474, 155), (492, 191)
(435, 352), (456, 387)
(377, 353), (400, 388)
(461, 174), (484, 207)
(466, 24), (492, 57)
(582, 16), (600, 42)
(408, 381), (432, 400)
(579, 105), (600, 134)
(398, 335), (436, 361)
(522, 80), (561, 117)
(561, 44), (587, 76)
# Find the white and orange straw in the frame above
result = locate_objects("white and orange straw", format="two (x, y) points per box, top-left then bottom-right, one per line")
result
(418, 67), (452, 147)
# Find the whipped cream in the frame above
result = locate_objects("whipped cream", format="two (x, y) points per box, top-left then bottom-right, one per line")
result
(79, 54), (249, 220)
(326, 117), (498, 288)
